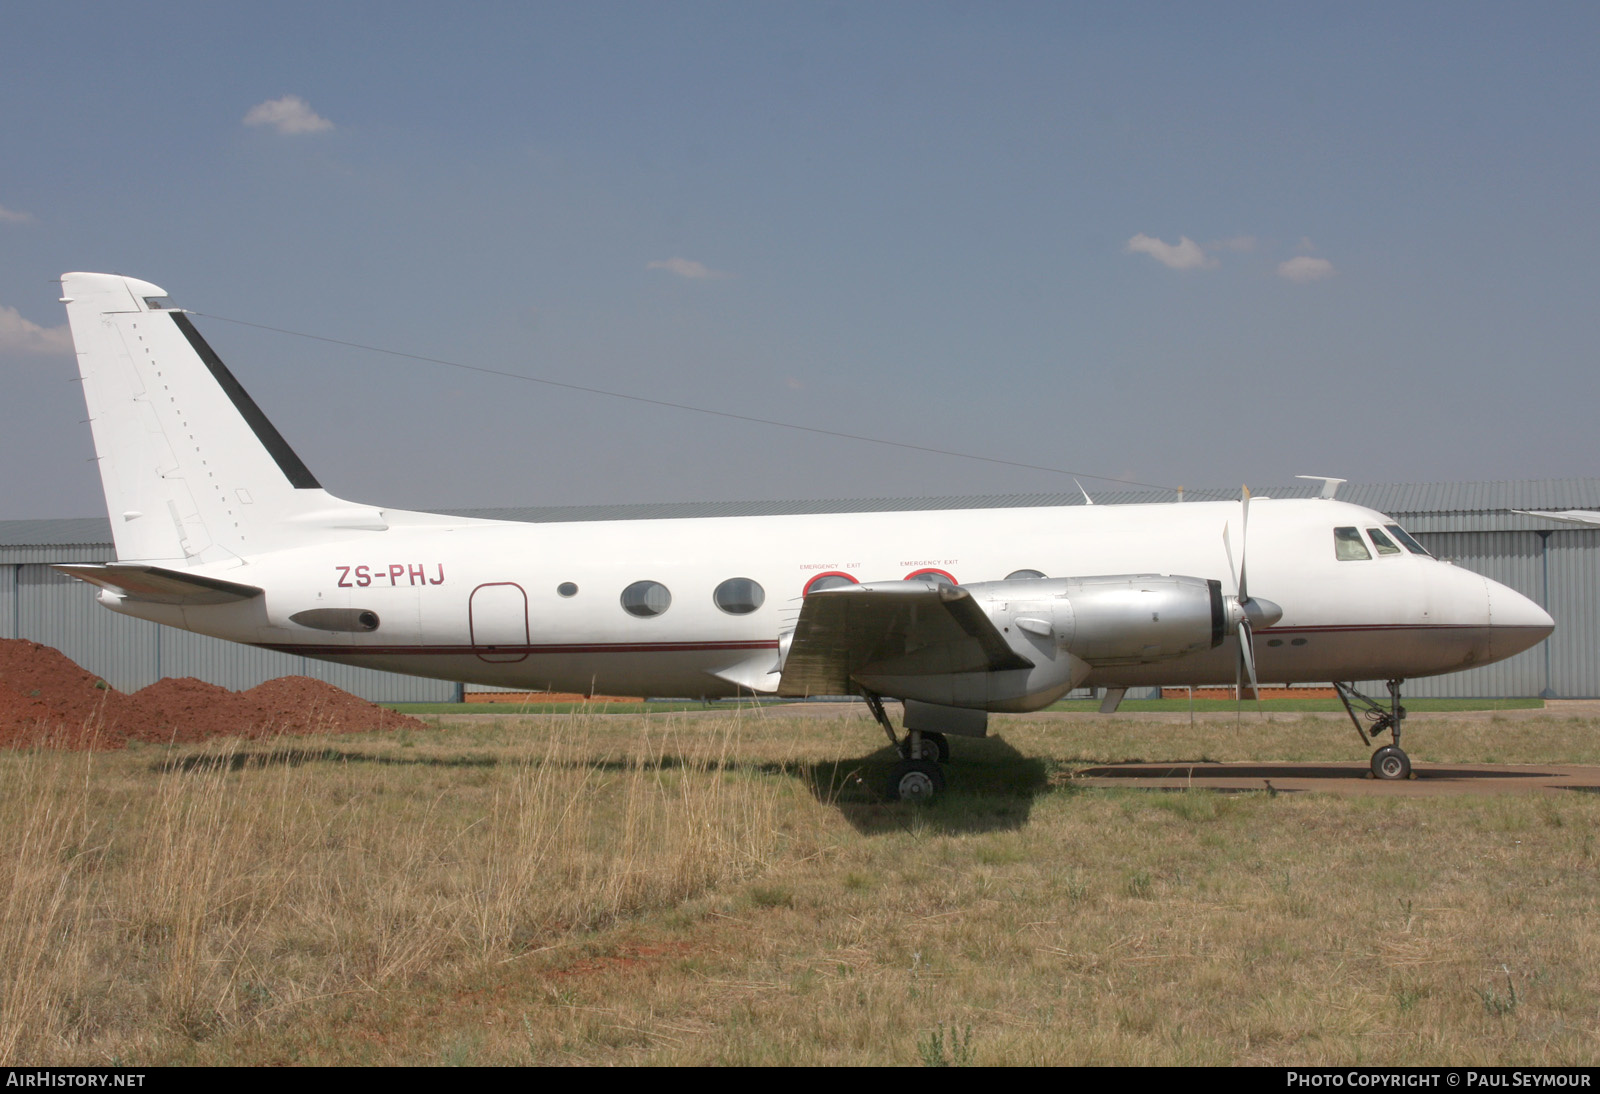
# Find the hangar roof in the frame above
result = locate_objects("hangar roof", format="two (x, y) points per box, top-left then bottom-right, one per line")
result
(4, 478), (1598, 557)
(440, 478), (1600, 534)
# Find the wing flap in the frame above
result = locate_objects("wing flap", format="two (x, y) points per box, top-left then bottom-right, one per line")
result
(777, 581), (1031, 698)
(53, 563), (263, 606)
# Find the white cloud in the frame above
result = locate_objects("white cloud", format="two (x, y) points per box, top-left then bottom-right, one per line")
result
(1125, 233), (1218, 271)
(243, 95), (335, 135)
(1277, 256), (1337, 283)
(0, 306), (72, 355)
(647, 257), (727, 279)
(0, 202), (32, 224)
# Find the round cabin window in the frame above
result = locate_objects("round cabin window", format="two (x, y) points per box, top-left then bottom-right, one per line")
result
(713, 577), (765, 615)
(803, 572), (859, 595)
(620, 580), (671, 617)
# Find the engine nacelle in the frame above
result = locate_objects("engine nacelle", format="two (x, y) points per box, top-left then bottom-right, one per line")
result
(983, 573), (1224, 667)
(853, 574), (1229, 714)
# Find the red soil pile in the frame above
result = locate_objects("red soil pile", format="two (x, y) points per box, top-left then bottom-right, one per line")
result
(0, 638), (426, 749)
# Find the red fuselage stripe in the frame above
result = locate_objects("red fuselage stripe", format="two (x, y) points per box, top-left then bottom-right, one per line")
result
(257, 639), (782, 656)
(257, 623), (1551, 658)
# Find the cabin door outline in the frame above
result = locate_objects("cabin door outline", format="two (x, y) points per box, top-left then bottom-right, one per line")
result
(469, 582), (530, 663)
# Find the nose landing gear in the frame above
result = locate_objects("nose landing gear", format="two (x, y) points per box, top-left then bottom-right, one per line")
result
(1335, 679), (1414, 780)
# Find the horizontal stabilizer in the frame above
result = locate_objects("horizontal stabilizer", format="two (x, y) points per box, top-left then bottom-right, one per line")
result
(53, 563), (263, 606)
(778, 581), (1032, 698)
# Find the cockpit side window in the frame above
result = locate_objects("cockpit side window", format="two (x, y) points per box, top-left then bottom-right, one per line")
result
(1334, 526), (1371, 561)
(1385, 524), (1432, 557)
(1367, 527), (1402, 555)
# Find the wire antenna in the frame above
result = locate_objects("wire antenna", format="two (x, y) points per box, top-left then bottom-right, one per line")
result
(190, 310), (1177, 491)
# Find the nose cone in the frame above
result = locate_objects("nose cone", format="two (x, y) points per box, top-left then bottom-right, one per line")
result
(1486, 578), (1555, 660)
(1244, 596), (1283, 629)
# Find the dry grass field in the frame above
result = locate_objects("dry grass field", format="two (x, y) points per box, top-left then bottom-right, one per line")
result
(4, 704), (1600, 1066)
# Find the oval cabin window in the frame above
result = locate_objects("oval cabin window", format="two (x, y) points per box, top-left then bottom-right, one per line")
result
(803, 572), (858, 595)
(713, 577), (765, 615)
(620, 580), (672, 617)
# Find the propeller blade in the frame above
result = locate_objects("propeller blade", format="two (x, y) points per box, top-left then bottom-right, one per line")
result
(1221, 521), (1236, 590)
(1238, 619), (1260, 698)
(1235, 626), (1243, 708)
(1228, 485), (1268, 717)
(1237, 485), (1251, 604)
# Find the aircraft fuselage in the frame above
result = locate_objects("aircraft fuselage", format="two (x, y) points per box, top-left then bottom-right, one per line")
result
(95, 497), (1550, 699)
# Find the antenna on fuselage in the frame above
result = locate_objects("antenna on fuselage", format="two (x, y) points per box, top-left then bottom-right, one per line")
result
(1074, 479), (1095, 505)
(1296, 475), (1347, 499)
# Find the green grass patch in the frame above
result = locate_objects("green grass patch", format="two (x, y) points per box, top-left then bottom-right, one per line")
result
(389, 696), (1546, 716)
(385, 699), (770, 715)
(1045, 696), (1545, 713)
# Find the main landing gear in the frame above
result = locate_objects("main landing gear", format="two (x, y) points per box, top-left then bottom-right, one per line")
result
(864, 692), (949, 801)
(1334, 679), (1414, 780)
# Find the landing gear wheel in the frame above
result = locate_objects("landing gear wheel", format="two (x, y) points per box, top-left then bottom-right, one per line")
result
(888, 759), (945, 802)
(898, 731), (950, 764)
(1371, 745), (1412, 781)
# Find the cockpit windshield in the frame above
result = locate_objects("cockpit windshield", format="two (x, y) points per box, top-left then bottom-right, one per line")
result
(1334, 524), (1432, 561)
(1367, 527), (1402, 555)
(1333, 526), (1371, 561)
(1385, 524), (1432, 557)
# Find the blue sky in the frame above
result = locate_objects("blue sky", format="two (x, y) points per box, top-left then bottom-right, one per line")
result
(4, 2), (1597, 518)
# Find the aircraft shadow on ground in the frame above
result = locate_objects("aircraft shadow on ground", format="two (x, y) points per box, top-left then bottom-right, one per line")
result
(803, 735), (1052, 836)
(154, 736), (1055, 835)
(156, 748), (502, 774)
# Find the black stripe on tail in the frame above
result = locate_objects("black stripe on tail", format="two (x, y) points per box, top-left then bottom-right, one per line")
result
(169, 311), (322, 490)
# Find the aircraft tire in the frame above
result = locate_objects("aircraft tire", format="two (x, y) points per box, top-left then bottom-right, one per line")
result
(1371, 745), (1412, 781)
(898, 731), (950, 764)
(888, 759), (945, 802)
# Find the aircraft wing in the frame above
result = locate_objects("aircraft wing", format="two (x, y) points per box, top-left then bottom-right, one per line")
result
(1512, 509), (1600, 527)
(777, 581), (1032, 698)
(53, 563), (264, 606)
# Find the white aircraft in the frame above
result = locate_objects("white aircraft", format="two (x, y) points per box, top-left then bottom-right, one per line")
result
(51, 272), (1555, 799)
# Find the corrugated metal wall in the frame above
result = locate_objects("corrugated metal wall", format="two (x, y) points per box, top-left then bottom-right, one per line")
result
(1, 565), (15, 647)
(4, 565), (456, 702)
(1545, 529), (1600, 698)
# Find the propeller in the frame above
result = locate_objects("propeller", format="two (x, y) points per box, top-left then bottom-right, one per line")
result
(1222, 486), (1284, 711)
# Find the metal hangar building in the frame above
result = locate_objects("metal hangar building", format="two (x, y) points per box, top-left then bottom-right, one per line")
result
(3, 478), (1595, 701)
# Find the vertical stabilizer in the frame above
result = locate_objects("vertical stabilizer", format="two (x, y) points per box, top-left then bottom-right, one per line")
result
(60, 272), (387, 564)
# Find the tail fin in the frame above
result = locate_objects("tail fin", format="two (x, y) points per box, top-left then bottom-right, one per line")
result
(61, 272), (388, 564)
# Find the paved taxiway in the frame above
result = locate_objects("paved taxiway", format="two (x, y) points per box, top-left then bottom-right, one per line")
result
(1067, 761), (1600, 797)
